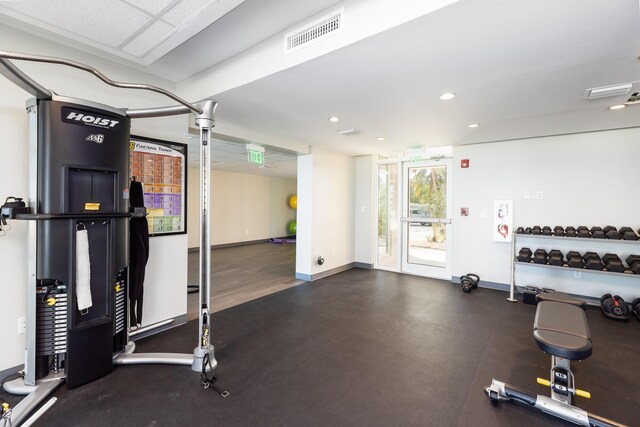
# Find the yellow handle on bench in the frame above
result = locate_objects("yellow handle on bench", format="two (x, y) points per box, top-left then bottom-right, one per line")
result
(537, 378), (591, 398)
(575, 389), (591, 399)
(537, 378), (550, 387)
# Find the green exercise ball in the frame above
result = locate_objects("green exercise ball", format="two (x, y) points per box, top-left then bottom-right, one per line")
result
(288, 220), (297, 235)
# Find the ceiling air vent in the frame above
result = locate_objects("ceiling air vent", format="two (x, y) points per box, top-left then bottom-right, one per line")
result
(284, 8), (344, 54)
(625, 92), (640, 105)
(584, 83), (632, 100)
(338, 128), (361, 136)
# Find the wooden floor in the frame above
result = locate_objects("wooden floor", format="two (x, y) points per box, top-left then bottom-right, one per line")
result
(187, 242), (302, 320)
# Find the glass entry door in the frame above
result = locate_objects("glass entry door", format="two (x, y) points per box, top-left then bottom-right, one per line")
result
(401, 160), (452, 279)
(376, 162), (400, 271)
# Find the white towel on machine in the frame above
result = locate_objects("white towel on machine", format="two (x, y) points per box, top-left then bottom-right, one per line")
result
(76, 227), (93, 311)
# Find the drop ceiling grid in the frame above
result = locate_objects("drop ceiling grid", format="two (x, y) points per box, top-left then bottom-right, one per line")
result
(121, 19), (175, 57)
(0, 0), (227, 61)
(161, 0), (214, 26)
(0, 0), (151, 48)
(121, 0), (175, 15)
(118, 0), (216, 58)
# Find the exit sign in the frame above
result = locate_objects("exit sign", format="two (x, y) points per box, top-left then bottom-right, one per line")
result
(246, 144), (265, 165)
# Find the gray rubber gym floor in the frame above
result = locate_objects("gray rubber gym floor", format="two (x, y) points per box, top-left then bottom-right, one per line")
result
(7, 269), (640, 426)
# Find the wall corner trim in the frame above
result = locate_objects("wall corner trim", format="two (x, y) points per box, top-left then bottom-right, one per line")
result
(296, 263), (355, 281)
(354, 262), (374, 269)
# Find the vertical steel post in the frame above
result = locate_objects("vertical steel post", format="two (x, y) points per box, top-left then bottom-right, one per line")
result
(192, 100), (218, 372)
(25, 102), (38, 385)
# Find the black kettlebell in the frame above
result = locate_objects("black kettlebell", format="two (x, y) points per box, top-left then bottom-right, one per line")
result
(631, 298), (640, 321)
(600, 293), (629, 321)
(460, 273), (480, 293)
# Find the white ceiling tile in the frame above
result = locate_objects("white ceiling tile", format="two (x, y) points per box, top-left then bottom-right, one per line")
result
(122, 0), (176, 15)
(161, 0), (217, 26)
(121, 20), (174, 57)
(0, 0), (245, 65)
(1, 0), (151, 48)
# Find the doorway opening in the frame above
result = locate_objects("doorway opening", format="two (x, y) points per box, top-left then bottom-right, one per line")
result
(376, 157), (452, 279)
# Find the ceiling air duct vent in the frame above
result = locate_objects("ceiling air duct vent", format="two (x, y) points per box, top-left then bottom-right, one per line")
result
(284, 8), (344, 54)
(625, 92), (640, 105)
(584, 83), (632, 100)
(338, 128), (361, 136)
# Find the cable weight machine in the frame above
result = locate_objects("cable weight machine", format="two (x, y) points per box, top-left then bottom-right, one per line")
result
(0, 51), (220, 426)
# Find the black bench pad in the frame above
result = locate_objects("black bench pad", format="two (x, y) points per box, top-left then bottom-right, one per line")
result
(536, 291), (586, 309)
(533, 301), (592, 360)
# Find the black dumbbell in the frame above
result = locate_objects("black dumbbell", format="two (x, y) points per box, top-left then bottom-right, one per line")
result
(590, 226), (606, 239)
(605, 230), (621, 240)
(564, 226), (577, 237)
(548, 250), (564, 266)
(553, 226), (565, 237)
(517, 247), (533, 262)
(576, 226), (590, 238)
(619, 227), (638, 241)
(531, 226), (542, 235)
(602, 225), (620, 240)
(583, 252), (603, 270)
(533, 249), (548, 264)
(566, 251), (583, 268)
(542, 226), (553, 236)
(625, 255), (640, 274)
(602, 254), (625, 272)
(524, 227), (532, 234)
(516, 226), (526, 234)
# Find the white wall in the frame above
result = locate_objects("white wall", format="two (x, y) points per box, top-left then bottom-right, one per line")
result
(354, 155), (376, 265)
(186, 168), (297, 248)
(0, 80), (32, 373)
(0, 25), (189, 371)
(296, 147), (355, 278)
(451, 127), (640, 300)
(142, 236), (189, 326)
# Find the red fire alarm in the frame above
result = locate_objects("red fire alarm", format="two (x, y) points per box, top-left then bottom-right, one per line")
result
(461, 159), (470, 168)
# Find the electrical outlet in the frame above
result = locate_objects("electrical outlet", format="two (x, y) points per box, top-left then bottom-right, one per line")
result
(523, 191), (530, 200)
(536, 191), (544, 200)
(574, 271), (582, 279)
(18, 316), (26, 335)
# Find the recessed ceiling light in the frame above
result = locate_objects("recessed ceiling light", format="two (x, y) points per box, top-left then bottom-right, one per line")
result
(439, 92), (456, 100)
(329, 116), (340, 122)
(609, 104), (626, 110)
(376, 137), (385, 141)
(468, 123), (480, 128)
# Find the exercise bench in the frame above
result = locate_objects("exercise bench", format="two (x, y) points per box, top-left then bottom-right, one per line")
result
(485, 299), (626, 426)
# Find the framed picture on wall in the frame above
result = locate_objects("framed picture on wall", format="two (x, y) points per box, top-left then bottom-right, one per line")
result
(129, 135), (187, 237)
(493, 199), (513, 242)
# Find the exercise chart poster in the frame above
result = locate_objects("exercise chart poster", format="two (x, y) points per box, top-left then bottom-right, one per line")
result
(493, 200), (513, 242)
(130, 136), (187, 237)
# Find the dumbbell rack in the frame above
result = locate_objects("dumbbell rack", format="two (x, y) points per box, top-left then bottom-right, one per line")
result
(511, 233), (640, 301)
